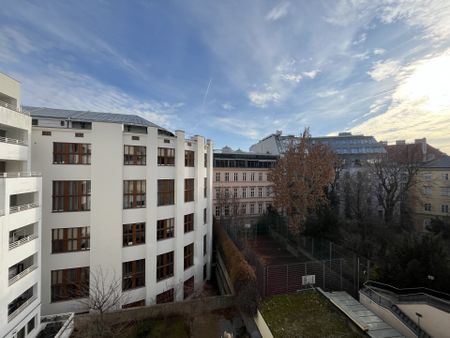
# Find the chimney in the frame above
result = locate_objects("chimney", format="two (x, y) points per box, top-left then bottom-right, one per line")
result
(396, 140), (406, 145)
(415, 138), (427, 162)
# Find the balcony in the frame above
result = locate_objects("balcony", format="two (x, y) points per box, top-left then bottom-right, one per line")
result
(0, 98), (29, 116)
(10, 202), (39, 214)
(1, 172), (41, 178)
(9, 233), (38, 250)
(0, 135), (27, 146)
(8, 286), (36, 322)
(8, 254), (37, 286)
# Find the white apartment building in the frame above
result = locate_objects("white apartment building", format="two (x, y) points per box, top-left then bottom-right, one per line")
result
(0, 74), (42, 338)
(27, 107), (212, 315)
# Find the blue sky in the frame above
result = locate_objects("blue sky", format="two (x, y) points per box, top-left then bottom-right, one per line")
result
(1, 1), (450, 153)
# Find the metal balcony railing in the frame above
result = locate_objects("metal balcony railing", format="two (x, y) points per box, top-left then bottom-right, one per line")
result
(9, 233), (38, 250)
(0, 136), (27, 146)
(0, 99), (29, 116)
(8, 265), (38, 286)
(1, 172), (42, 178)
(8, 295), (37, 322)
(9, 202), (39, 214)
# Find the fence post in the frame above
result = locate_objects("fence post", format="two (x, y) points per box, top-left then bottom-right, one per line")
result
(322, 261), (326, 290)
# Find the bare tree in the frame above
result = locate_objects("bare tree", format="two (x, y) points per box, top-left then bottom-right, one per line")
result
(75, 266), (128, 336)
(270, 128), (338, 235)
(370, 153), (420, 225)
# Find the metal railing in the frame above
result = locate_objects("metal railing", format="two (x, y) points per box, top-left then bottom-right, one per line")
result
(9, 233), (38, 250)
(361, 283), (433, 337)
(8, 295), (37, 322)
(1, 172), (41, 178)
(8, 265), (38, 286)
(364, 280), (450, 313)
(0, 99), (29, 116)
(0, 136), (27, 146)
(9, 202), (39, 214)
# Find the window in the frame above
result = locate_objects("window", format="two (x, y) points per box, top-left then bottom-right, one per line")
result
(184, 243), (194, 269)
(224, 188), (230, 198)
(157, 251), (174, 281)
(234, 173), (238, 181)
(422, 186), (432, 195)
(52, 181), (91, 212)
(17, 327), (25, 338)
(157, 147), (175, 166)
(258, 203), (263, 214)
(123, 180), (146, 209)
(184, 213), (194, 233)
(158, 179), (175, 206)
(185, 150), (195, 167)
(442, 205), (449, 213)
(184, 178), (194, 202)
(251, 173), (255, 181)
(422, 173), (432, 181)
(215, 206), (221, 217)
(243, 172), (247, 181)
(241, 203), (246, 215)
(123, 223), (145, 246)
(42, 131), (51, 136)
(259, 173), (263, 181)
(215, 172), (220, 182)
(233, 188), (238, 198)
(203, 208), (207, 224)
(224, 205), (230, 216)
(424, 203), (432, 212)
(184, 276), (194, 299)
(203, 235), (207, 256)
(53, 143), (91, 164)
(204, 177), (207, 198)
(242, 187), (247, 198)
(122, 299), (145, 308)
(266, 186), (272, 196)
(124, 145), (146, 165)
(75, 133), (84, 138)
(250, 187), (255, 197)
(156, 289), (174, 304)
(250, 203), (255, 214)
(52, 227), (90, 253)
(164, 139), (170, 144)
(441, 187), (450, 196)
(122, 259), (145, 291)
(203, 264), (207, 281)
(444, 173), (449, 181)
(157, 218), (174, 240)
(225, 172), (230, 181)
(32, 119), (38, 126)
(258, 187), (263, 197)
(51, 267), (89, 302)
(131, 135), (140, 141)
(204, 153), (207, 167)
(215, 188), (220, 199)
(27, 316), (36, 334)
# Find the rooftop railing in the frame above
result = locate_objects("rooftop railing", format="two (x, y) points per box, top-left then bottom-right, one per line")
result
(8, 264), (38, 286)
(0, 99), (29, 116)
(9, 202), (39, 214)
(1, 172), (41, 178)
(9, 233), (38, 250)
(0, 136), (28, 146)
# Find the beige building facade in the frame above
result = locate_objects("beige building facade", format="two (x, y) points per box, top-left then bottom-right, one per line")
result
(213, 148), (278, 224)
(410, 155), (450, 232)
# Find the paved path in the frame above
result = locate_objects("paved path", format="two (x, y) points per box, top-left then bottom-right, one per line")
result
(320, 290), (405, 338)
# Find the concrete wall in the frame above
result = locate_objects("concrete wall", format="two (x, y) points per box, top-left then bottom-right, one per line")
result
(399, 303), (450, 338)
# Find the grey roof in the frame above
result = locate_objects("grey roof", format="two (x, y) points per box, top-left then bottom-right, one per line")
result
(23, 106), (163, 129)
(423, 155), (450, 168)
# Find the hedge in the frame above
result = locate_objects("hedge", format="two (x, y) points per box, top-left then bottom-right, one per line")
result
(214, 221), (259, 315)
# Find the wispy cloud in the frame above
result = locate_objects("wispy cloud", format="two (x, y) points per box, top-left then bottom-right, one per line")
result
(266, 2), (290, 21)
(368, 59), (401, 81)
(316, 89), (339, 98)
(373, 48), (386, 55)
(353, 50), (450, 154)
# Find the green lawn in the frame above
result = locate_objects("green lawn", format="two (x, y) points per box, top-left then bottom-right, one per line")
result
(259, 291), (365, 338)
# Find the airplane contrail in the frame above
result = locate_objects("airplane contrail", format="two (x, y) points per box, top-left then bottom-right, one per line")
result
(202, 77), (212, 109)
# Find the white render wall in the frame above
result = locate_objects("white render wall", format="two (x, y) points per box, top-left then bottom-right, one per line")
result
(31, 120), (213, 315)
(0, 74), (42, 338)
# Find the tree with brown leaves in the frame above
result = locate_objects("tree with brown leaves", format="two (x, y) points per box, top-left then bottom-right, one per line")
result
(269, 129), (338, 235)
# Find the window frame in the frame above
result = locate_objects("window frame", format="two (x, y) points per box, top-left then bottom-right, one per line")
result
(185, 150), (195, 167)
(122, 222), (145, 247)
(53, 142), (91, 165)
(122, 259), (145, 291)
(184, 243), (194, 270)
(52, 226), (90, 253)
(158, 179), (175, 206)
(157, 251), (174, 281)
(157, 147), (175, 166)
(52, 180), (91, 212)
(184, 213), (194, 233)
(123, 180), (146, 209)
(184, 178), (194, 202)
(124, 145), (146, 165)
(157, 218), (175, 240)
